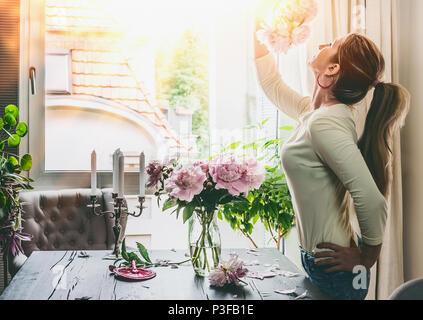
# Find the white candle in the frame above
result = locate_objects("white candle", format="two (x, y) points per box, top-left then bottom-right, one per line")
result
(118, 154), (125, 198)
(139, 152), (145, 197)
(112, 148), (120, 194)
(91, 150), (97, 195)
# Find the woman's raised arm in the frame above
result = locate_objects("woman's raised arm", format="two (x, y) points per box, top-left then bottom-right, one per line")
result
(254, 22), (311, 122)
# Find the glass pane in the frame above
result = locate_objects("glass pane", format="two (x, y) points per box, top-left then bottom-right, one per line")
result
(44, 0), (211, 171)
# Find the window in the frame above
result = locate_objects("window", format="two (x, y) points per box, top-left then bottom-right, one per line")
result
(26, 0), (268, 184)
(24, 0), (309, 251)
(42, 0), (212, 172)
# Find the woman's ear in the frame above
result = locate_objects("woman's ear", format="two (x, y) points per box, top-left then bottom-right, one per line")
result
(325, 63), (340, 76)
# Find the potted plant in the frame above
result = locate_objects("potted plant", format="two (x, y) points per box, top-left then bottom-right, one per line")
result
(0, 104), (33, 283)
(215, 120), (296, 250)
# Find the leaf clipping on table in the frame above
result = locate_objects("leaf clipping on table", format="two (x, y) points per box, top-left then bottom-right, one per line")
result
(137, 242), (152, 263)
(127, 252), (144, 265)
(121, 238), (129, 261)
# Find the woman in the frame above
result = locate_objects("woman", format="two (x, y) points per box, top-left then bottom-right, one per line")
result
(255, 32), (410, 300)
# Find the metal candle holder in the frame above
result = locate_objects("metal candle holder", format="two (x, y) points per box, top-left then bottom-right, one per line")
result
(87, 192), (146, 259)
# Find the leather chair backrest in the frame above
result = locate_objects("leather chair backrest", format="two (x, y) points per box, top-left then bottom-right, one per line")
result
(19, 188), (127, 256)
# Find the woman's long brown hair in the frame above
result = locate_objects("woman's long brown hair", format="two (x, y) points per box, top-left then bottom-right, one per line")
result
(330, 33), (410, 230)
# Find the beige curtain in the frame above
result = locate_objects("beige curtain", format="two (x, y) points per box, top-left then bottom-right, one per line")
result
(302, 0), (404, 300)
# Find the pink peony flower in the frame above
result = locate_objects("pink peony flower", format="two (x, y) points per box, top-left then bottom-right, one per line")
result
(208, 254), (248, 287)
(166, 164), (207, 202)
(241, 157), (266, 190)
(257, 28), (292, 55)
(193, 160), (209, 175)
(146, 160), (164, 188)
(298, 0), (318, 23)
(257, 0), (317, 54)
(292, 24), (311, 45)
(209, 157), (249, 196)
(209, 157), (265, 196)
(284, 0), (318, 23)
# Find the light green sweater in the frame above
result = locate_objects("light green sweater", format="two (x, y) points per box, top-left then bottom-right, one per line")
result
(255, 53), (388, 254)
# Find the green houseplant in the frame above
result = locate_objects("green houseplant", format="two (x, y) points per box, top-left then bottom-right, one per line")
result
(0, 104), (33, 260)
(214, 120), (296, 250)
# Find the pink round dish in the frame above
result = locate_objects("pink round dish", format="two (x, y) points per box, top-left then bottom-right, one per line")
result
(109, 260), (156, 281)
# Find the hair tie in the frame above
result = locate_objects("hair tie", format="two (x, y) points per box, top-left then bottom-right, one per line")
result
(372, 79), (383, 88)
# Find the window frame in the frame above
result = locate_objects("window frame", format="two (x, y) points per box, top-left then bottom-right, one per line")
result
(22, 0), (141, 192)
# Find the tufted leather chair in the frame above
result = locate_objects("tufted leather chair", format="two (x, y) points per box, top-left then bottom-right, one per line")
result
(9, 188), (128, 276)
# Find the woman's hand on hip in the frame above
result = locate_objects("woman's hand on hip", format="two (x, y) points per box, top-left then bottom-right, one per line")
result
(314, 240), (363, 273)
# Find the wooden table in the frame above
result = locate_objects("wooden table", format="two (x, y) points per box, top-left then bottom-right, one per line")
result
(0, 248), (329, 300)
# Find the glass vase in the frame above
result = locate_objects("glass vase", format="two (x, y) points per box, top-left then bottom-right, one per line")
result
(188, 208), (221, 277)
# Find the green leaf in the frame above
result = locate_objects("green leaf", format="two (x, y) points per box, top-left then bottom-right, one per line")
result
(8, 134), (20, 148)
(280, 126), (294, 131)
(219, 194), (234, 205)
(136, 242), (152, 263)
(162, 197), (177, 211)
(14, 218), (19, 231)
(252, 214), (260, 224)
(20, 154), (32, 171)
(8, 156), (19, 167)
(16, 122), (28, 137)
(217, 210), (223, 220)
(183, 203), (195, 223)
(5, 104), (19, 119)
(6, 157), (18, 172)
(4, 114), (16, 126)
(232, 195), (250, 204)
(242, 142), (259, 150)
(0, 118), (3, 130)
(121, 238), (129, 261)
(229, 141), (241, 150)
(0, 191), (6, 208)
(0, 141), (4, 151)
(127, 252), (144, 265)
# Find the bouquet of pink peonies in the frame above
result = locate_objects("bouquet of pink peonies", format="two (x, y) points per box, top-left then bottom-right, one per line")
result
(146, 156), (265, 276)
(256, 0), (318, 54)
(146, 156), (265, 220)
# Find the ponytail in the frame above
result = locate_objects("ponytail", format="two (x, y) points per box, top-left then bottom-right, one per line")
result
(328, 33), (410, 230)
(357, 83), (410, 198)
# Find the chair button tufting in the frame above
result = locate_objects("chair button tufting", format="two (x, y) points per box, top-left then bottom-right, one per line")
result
(44, 230), (48, 236)
(51, 216), (56, 222)
(68, 215), (74, 221)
